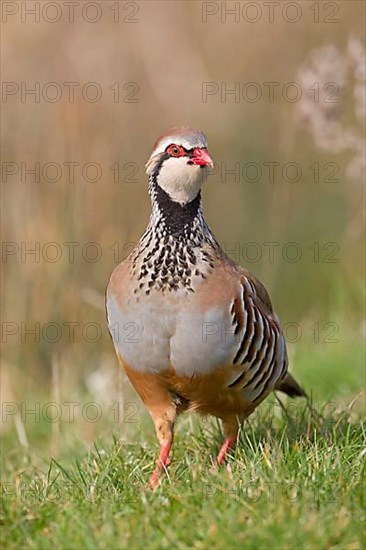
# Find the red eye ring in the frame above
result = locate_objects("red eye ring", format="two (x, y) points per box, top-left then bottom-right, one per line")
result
(167, 144), (185, 157)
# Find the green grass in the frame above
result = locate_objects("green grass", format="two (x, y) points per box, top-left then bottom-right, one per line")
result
(1, 400), (365, 549)
(1, 331), (365, 549)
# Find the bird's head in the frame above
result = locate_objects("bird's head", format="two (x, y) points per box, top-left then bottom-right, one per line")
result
(146, 127), (213, 205)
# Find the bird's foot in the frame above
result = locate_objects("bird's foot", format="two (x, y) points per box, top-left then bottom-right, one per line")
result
(216, 437), (236, 465)
(148, 441), (172, 489)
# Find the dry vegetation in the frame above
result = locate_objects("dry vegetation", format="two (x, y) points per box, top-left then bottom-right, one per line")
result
(1, 2), (365, 548)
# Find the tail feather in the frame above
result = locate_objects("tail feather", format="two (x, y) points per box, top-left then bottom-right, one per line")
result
(277, 373), (306, 398)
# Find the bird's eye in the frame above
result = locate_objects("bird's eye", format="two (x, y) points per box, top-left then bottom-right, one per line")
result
(167, 144), (184, 157)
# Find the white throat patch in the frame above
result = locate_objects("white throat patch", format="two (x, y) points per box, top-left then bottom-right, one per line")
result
(156, 157), (207, 205)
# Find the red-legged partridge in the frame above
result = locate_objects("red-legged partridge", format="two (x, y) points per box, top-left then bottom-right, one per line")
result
(106, 127), (305, 487)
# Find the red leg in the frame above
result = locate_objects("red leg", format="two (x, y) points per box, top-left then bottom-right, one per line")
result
(217, 437), (236, 465)
(148, 440), (172, 488)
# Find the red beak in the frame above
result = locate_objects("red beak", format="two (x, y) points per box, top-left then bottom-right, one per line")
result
(191, 148), (214, 168)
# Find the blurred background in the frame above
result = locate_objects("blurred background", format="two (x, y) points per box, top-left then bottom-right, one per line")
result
(1, 1), (365, 456)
